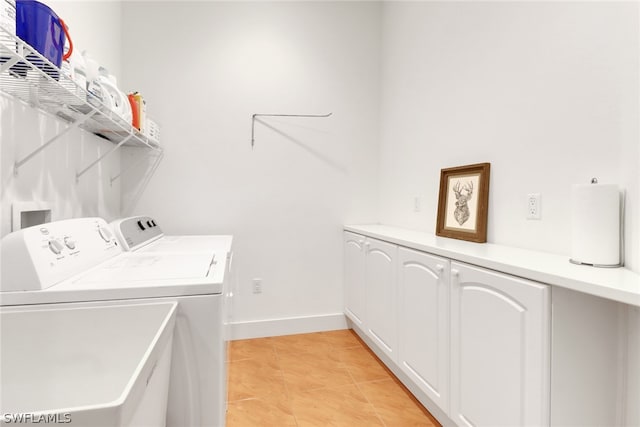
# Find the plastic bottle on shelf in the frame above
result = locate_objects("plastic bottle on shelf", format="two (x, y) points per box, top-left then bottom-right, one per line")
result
(97, 67), (131, 123)
(82, 51), (105, 109)
(138, 93), (146, 133)
(128, 92), (146, 132)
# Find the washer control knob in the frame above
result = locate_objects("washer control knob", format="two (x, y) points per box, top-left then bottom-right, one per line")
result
(147, 220), (153, 228)
(137, 220), (146, 230)
(98, 226), (113, 242)
(64, 237), (76, 250)
(48, 239), (64, 255)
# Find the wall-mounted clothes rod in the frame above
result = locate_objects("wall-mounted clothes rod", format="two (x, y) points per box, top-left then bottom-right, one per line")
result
(251, 112), (332, 148)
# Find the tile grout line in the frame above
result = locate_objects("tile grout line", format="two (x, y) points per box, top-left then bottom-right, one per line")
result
(335, 335), (389, 427)
(272, 338), (300, 427)
(351, 374), (389, 427)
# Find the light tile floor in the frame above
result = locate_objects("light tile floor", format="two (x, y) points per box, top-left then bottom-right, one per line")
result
(226, 329), (441, 427)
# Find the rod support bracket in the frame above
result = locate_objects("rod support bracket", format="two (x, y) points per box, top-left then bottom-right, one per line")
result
(250, 112), (332, 149)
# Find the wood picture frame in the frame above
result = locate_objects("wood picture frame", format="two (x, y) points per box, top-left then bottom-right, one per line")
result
(436, 162), (490, 243)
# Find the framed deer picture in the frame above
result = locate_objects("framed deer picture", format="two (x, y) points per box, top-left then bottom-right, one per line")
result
(436, 163), (490, 243)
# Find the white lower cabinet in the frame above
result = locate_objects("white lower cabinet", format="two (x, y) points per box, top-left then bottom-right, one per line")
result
(344, 232), (553, 426)
(344, 232), (366, 327)
(343, 233), (398, 361)
(449, 261), (550, 427)
(364, 238), (398, 361)
(397, 247), (450, 412)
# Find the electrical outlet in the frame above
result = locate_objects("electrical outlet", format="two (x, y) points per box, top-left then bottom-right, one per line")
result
(252, 278), (262, 294)
(527, 193), (541, 220)
(414, 197), (421, 212)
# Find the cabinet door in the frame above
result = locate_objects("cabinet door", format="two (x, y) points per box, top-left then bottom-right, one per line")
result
(344, 232), (366, 327)
(450, 262), (550, 427)
(365, 238), (398, 361)
(398, 248), (450, 412)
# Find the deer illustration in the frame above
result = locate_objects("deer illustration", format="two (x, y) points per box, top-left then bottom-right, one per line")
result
(453, 180), (473, 226)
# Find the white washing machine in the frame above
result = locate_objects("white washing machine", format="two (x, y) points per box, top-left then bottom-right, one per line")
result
(0, 217), (232, 427)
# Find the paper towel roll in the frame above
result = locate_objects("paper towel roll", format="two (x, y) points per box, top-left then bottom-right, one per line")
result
(570, 183), (621, 267)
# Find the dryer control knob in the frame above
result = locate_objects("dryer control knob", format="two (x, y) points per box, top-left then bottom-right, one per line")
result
(64, 237), (76, 250)
(98, 226), (113, 242)
(48, 239), (64, 255)
(137, 220), (146, 230)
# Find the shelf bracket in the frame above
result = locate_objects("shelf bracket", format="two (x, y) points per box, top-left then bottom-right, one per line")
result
(0, 35), (26, 74)
(0, 55), (20, 74)
(109, 148), (162, 186)
(14, 110), (98, 176)
(76, 132), (134, 182)
(251, 112), (332, 149)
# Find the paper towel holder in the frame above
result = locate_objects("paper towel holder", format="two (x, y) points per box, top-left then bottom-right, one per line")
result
(569, 259), (623, 268)
(569, 177), (624, 268)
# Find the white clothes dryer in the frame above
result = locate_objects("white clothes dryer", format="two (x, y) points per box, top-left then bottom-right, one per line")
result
(110, 216), (232, 254)
(0, 217), (231, 427)
(110, 215), (236, 344)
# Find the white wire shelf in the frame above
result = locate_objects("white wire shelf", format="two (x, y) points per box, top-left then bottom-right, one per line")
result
(0, 25), (161, 179)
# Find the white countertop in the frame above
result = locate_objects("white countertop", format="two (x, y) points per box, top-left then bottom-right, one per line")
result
(344, 224), (640, 308)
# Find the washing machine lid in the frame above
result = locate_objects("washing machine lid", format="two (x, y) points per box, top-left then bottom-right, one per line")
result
(0, 252), (226, 306)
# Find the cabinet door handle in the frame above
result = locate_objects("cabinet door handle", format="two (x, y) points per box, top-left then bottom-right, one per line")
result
(451, 268), (459, 277)
(364, 241), (371, 248)
(436, 264), (444, 273)
(358, 239), (365, 245)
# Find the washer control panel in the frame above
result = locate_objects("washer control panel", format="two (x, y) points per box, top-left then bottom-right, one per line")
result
(1, 218), (122, 292)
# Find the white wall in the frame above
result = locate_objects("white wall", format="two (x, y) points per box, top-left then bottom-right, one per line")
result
(120, 1), (381, 330)
(1, 1), (124, 237)
(378, 1), (639, 272)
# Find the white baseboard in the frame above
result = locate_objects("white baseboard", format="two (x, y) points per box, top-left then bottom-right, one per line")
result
(230, 312), (348, 340)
